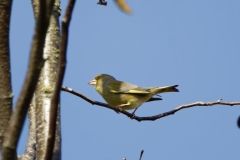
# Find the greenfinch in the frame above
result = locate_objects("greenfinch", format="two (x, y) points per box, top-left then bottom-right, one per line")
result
(88, 74), (179, 112)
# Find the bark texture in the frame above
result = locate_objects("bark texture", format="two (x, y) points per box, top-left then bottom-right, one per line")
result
(0, 0), (13, 150)
(32, 1), (61, 159)
(2, 0), (54, 159)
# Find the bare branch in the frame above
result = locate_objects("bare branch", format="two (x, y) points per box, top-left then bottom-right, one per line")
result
(0, 0), (13, 151)
(32, 1), (62, 159)
(18, 102), (36, 160)
(139, 150), (144, 160)
(237, 116), (240, 128)
(122, 150), (144, 160)
(61, 86), (240, 122)
(2, 0), (54, 159)
(46, 0), (76, 159)
(97, 0), (107, 6)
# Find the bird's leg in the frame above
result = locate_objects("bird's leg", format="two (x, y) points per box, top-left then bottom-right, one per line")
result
(130, 107), (138, 118)
(115, 103), (129, 113)
(115, 106), (122, 113)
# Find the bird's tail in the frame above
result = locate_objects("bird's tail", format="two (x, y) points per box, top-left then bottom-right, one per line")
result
(150, 85), (179, 95)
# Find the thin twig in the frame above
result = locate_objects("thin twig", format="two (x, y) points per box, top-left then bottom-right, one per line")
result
(97, 0), (107, 6)
(61, 86), (240, 122)
(237, 116), (240, 128)
(139, 150), (144, 160)
(46, 0), (76, 159)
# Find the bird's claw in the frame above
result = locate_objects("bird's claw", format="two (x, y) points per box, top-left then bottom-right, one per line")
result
(115, 106), (122, 114)
(130, 113), (135, 119)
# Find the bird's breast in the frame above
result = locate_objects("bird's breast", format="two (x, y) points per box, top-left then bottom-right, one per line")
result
(102, 92), (152, 110)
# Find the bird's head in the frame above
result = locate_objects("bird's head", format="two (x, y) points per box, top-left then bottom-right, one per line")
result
(88, 74), (116, 91)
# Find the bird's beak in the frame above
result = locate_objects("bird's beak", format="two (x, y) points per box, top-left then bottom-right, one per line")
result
(88, 79), (96, 86)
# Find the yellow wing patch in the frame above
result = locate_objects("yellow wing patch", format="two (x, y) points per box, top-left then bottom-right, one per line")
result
(110, 88), (151, 94)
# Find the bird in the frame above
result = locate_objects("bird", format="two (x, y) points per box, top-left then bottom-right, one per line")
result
(88, 74), (179, 114)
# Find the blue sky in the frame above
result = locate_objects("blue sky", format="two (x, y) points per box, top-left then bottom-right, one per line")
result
(10, 0), (240, 159)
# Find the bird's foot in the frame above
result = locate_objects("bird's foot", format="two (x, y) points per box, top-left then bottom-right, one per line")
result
(115, 106), (122, 114)
(130, 113), (135, 119)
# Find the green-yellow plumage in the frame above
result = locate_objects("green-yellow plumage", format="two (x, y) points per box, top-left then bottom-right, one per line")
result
(88, 74), (179, 110)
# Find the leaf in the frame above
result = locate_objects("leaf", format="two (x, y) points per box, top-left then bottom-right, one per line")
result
(115, 0), (132, 14)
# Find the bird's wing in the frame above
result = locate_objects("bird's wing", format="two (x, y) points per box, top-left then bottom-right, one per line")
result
(146, 97), (162, 102)
(108, 81), (151, 94)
